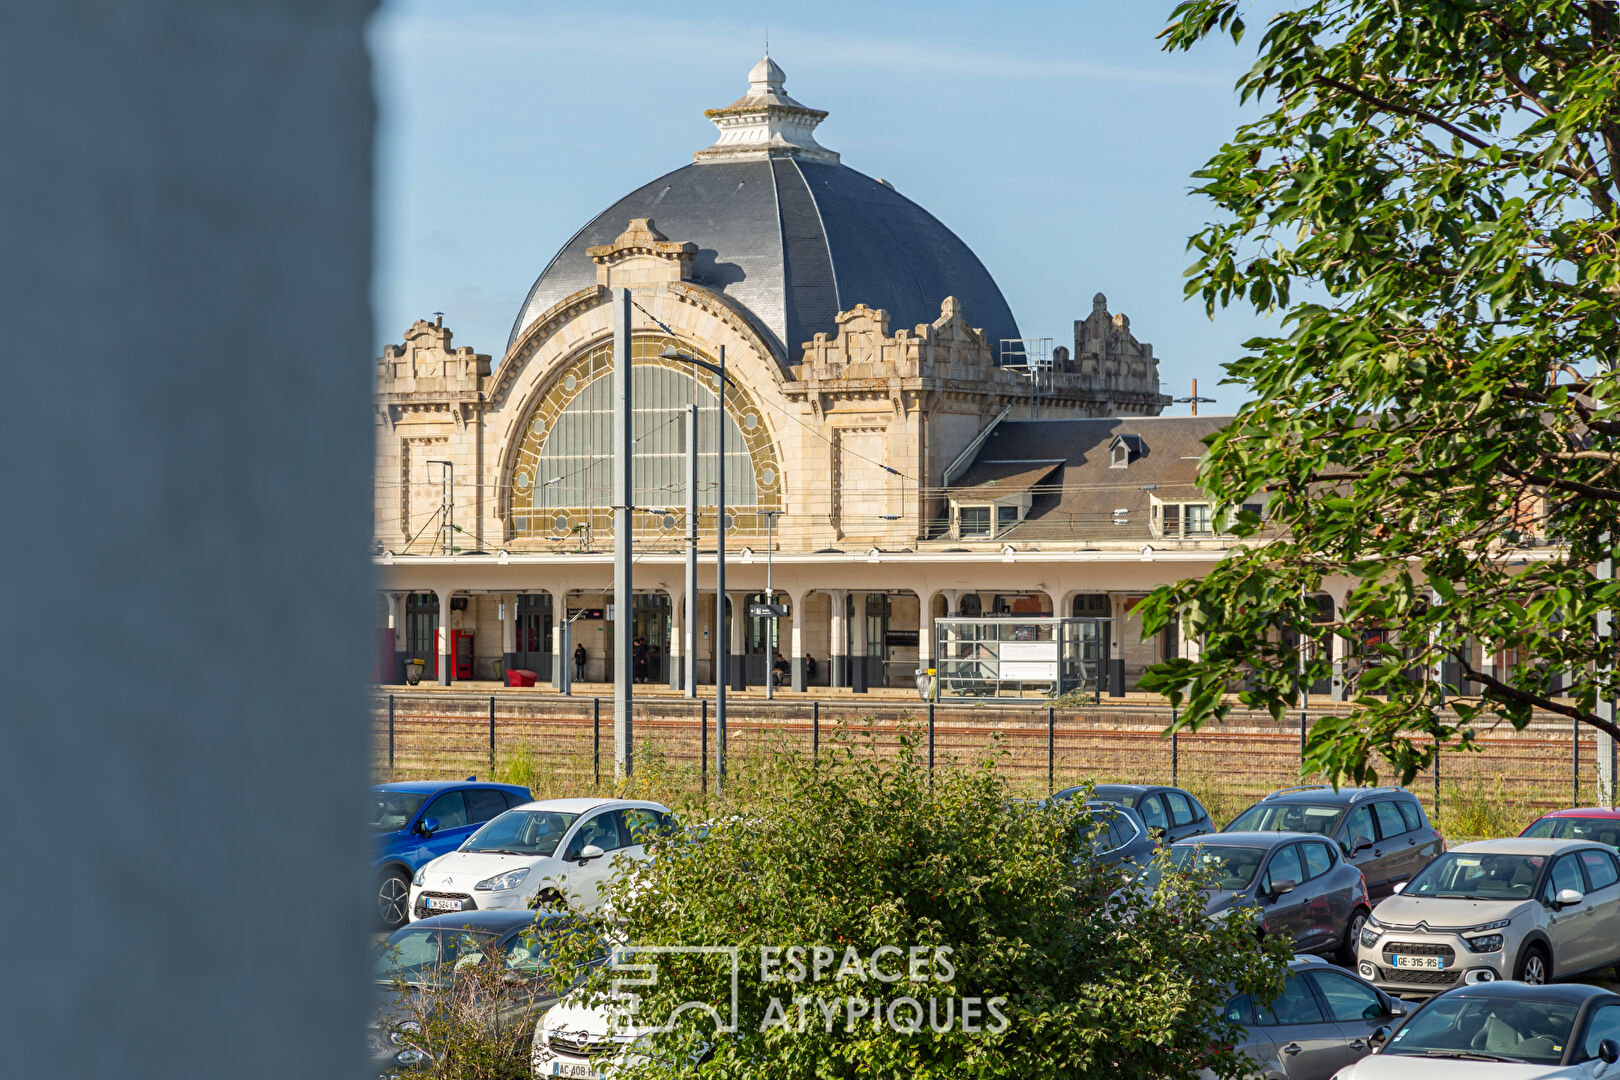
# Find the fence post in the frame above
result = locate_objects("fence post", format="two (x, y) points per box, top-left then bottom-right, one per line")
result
(1170, 700), (1178, 788)
(1574, 717), (1581, 806)
(1047, 705), (1055, 795)
(488, 696), (495, 773)
(593, 697), (601, 789)
(813, 700), (820, 765)
(388, 694), (395, 771)
(927, 703), (935, 788)
(701, 699), (708, 795)
(1433, 734), (1441, 817)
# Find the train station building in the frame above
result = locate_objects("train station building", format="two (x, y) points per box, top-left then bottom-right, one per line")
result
(370, 57), (1284, 695)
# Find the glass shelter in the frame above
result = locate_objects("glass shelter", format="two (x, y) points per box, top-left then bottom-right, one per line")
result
(933, 617), (1110, 702)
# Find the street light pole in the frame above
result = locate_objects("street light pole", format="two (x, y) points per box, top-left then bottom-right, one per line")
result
(763, 509), (783, 699)
(659, 344), (729, 796)
(611, 288), (633, 782)
(684, 403), (698, 700)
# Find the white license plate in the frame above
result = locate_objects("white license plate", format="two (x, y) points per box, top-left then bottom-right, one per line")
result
(426, 896), (463, 912)
(1392, 954), (1443, 970)
(552, 1063), (596, 1080)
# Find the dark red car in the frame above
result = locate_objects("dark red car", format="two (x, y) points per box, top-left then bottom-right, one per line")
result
(1521, 806), (1620, 849)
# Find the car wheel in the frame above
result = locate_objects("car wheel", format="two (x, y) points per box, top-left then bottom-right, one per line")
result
(377, 869), (411, 930)
(1338, 908), (1368, 966)
(1514, 944), (1550, 985)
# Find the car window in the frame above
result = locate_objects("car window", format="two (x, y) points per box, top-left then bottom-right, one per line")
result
(1581, 1004), (1620, 1063)
(566, 811), (624, 857)
(1165, 792), (1196, 827)
(1265, 845), (1305, 890)
(620, 808), (668, 846)
(1373, 801), (1407, 840)
(371, 790), (429, 832)
(502, 934), (550, 978)
(1262, 973), (1324, 1025)
(423, 791), (468, 830)
(1543, 854), (1586, 902)
(1342, 806), (1376, 850)
(1540, 818), (1620, 849)
(466, 789), (508, 824)
(1229, 802), (1341, 835)
(501, 790), (532, 810)
(1580, 850), (1620, 891)
(1186, 794), (1209, 823)
(1302, 842), (1334, 881)
(1397, 800), (1423, 833)
(1222, 993), (1255, 1026)
(1138, 796), (1169, 832)
(1310, 971), (1385, 1023)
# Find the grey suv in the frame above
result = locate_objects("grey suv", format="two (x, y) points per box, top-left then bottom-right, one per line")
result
(1356, 837), (1620, 997)
(1224, 785), (1445, 900)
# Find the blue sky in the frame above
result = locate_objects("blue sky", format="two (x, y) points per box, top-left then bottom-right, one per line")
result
(370, 0), (1275, 414)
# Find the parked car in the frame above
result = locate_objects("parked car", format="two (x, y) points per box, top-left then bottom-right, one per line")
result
(1061, 783), (1216, 842)
(1225, 785), (1445, 900)
(1040, 790), (1156, 868)
(1521, 807), (1620, 850)
(1155, 832), (1370, 961)
(372, 908), (582, 1076)
(1330, 981), (1620, 1078)
(409, 798), (677, 921)
(1206, 956), (1406, 1080)
(1355, 837), (1620, 997)
(374, 778), (534, 929)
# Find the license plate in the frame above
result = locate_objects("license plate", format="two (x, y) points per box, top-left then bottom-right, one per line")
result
(553, 1063), (596, 1079)
(1392, 954), (1443, 970)
(426, 896), (463, 912)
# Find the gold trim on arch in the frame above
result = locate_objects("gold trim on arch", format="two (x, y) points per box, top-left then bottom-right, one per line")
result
(507, 334), (782, 544)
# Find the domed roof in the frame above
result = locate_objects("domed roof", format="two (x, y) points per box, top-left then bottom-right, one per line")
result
(507, 59), (1020, 361)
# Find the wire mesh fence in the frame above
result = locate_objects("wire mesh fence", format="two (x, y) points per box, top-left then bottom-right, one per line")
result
(373, 693), (1607, 838)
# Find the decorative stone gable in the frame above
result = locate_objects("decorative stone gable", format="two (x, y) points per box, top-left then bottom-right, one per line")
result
(1070, 292), (1160, 398)
(797, 297), (995, 380)
(586, 218), (698, 291)
(375, 315), (490, 397)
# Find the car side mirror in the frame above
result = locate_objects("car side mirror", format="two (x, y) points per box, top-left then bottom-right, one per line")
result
(578, 843), (605, 863)
(1387, 999), (1407, 1018)
(1352, 839), (1373, 855)
(1369, 1026), (1391, 1049)
(1270, 878), (1298, 898)
(1555, 887), (1585, 908)
(416, 816), (439, 837)
(1598, 1038), (1619, 1065)
(1392, 881), (1407, 894)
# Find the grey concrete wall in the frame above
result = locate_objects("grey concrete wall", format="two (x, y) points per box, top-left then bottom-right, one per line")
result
(3, 2), (376, 1076)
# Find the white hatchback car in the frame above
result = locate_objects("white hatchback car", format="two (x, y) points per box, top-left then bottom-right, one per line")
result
(408, 798), (675, 921)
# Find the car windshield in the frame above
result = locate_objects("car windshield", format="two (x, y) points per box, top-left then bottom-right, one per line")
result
(1081, 807), (1140, 856)
(1226, 802), (1342, 836)
(1403, 852), (1544, 901)
(371, 790), (429, 833)
(1524, 817), (1620, 848)
(1171, 843), (1267, 890)
(461, 811), (578, 856)
(374, 928), (500, 986)
(1384, 996), (1579, 1064)
(1091, 788), (1141, 809)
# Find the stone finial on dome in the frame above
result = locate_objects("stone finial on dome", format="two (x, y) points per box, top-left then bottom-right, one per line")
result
(694, 56), (839, 165)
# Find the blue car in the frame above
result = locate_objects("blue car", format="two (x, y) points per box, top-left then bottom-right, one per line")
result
(373, 778), (533, 928)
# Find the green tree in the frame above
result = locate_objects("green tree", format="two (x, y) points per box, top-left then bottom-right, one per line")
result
(545, 732), (1286, 1080)
(1141, 0), (1620, 784)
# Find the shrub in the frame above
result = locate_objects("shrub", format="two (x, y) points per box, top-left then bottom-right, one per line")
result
(550, 727), (1287, 1080)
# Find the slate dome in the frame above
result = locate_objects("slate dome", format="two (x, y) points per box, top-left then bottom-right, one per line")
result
(507, 59), (1020, 361)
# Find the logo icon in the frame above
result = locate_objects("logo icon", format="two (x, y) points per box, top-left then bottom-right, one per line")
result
(611, 946), (740, 1034)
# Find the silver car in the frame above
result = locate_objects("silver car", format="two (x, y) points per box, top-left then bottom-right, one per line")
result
(1355, 837), (1620, 997)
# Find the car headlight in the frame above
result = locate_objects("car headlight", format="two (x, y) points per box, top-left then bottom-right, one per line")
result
(1360, 925), (1380, 949)
(1468, 918), (1511, 933)
(474, 867), (530, 892)
(412, 864), (429, 887)
(1466, 933), (1505, 953)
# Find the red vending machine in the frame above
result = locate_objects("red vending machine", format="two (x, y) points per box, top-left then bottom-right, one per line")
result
(451, 630), (475, 681)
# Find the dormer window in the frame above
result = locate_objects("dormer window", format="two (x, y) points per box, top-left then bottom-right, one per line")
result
(1109, 433), (1145, 468)
(951, 499), (1027, 539)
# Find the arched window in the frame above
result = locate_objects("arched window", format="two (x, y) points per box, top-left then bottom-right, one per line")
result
(509, 336), (780, 539)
